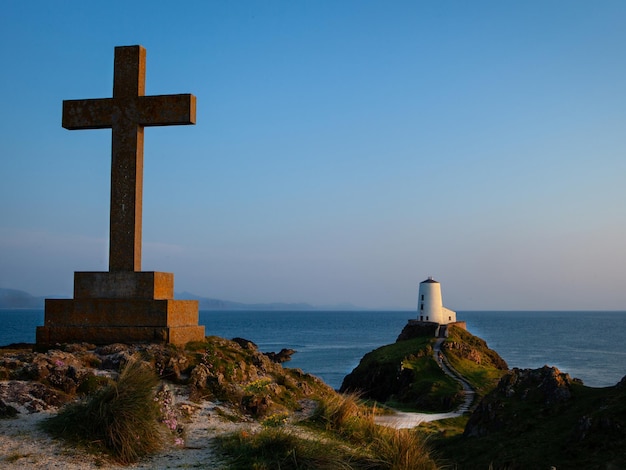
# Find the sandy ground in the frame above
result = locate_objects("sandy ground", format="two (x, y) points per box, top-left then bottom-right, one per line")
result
(0, 389), (258, 469)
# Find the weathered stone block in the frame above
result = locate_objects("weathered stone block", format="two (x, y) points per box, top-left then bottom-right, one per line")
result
(36, 324), (205, 346)
(43, 298), (199, 327)
(74, 271), (174, 299)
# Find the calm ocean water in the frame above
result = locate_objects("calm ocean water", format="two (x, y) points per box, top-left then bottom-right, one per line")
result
(1, 309), (625, 390)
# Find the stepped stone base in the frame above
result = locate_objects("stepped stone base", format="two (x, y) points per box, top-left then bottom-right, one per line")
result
(36, 271), (205, 348)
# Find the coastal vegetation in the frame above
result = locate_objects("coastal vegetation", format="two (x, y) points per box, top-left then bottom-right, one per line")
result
(1, 328), (625, 468)
(218, 393), (436, 469)
(441, 326), (509, 396)
(341, 336), (463, 411)
(0, 337), (438, 468)
(339, 325), (626, 468)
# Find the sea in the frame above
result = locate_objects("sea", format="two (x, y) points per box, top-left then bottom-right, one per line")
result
(1, 309), (625, 390)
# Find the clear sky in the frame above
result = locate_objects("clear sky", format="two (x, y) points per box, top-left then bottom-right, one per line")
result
(1, 1), (626, 310)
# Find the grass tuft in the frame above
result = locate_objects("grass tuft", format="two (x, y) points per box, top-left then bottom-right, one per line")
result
(311, 392), (363, 431)
(370, 425), (436, 470)
(41, 355), (166, 464)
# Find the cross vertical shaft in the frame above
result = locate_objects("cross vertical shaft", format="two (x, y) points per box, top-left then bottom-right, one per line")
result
(110, 46), (146, 272)
(61, 45), (196, 272)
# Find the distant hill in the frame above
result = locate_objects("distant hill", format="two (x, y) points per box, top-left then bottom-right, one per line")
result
(0, 288), (44, 309)
(176, 292), (360, 311)
(0, 287), (360, 311)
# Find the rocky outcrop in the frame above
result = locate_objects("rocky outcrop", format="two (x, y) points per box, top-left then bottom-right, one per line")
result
(464, 366), (578, 437)
(0, 338), (332, 420)
(263, 348), (296, 363)
(449, 367), (626, 468)
(442, 328), (508, 371)
(396, 322), (439, 341)
(0, 398), (18, 418)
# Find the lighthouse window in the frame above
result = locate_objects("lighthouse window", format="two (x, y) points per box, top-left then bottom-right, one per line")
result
(421, 295), (424, 301)
(420, 304), (424, 310)
(449, 316), (452, 321)
(426, 316), (429, 321)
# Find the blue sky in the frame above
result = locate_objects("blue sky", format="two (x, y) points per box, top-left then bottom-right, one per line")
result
(2, 1), (626, 309)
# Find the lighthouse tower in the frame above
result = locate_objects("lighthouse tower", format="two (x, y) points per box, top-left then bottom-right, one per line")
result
(417, 277), (456, 324)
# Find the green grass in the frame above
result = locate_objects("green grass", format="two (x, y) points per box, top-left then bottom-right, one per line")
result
(400, 353), (463, 410)
(41, 355), (167, 464)
(357, 337), (434, 366)
(415, 415), (468, 438)
(443, 326), (508, 397)
(342, 336), (464, 411)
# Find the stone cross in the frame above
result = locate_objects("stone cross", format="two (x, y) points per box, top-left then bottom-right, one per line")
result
(62, 45), (196, 272)
(38, 45), (205, 348)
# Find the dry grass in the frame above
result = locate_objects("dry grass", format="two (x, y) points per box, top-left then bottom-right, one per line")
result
(41, 355), (167, 464)
(218, 392), (439, 469)
(369, 425), (436, 470)
(217, 427), (359, 469)
(313, 393), (438, 469)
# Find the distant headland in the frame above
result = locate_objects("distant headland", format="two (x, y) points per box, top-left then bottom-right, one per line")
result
(0, 287), (362, 311)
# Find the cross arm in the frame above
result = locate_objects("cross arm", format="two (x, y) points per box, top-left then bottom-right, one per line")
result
(63, 98), (114, 130)
(138, 94), (196, 126)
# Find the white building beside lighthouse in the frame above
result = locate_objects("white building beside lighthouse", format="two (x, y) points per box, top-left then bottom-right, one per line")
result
(417, 277), (456, 324)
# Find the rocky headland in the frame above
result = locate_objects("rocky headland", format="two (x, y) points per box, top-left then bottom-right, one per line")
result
(340, 323), (626, 469)
(340, 323), (509, 411)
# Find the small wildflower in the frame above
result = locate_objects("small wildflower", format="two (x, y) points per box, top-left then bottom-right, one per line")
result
(262, 412), (289, 428)
(155, 384), (184, 441)
(244, 378), (272, 393)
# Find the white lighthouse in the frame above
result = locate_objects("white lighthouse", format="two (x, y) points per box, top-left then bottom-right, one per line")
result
(417, 277), (456, 324)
